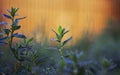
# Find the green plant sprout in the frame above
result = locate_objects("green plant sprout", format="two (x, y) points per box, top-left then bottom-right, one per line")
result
(52, 26), (72, 60)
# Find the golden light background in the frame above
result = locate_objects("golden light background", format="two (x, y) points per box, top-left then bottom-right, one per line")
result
(0, 0), (119, 44)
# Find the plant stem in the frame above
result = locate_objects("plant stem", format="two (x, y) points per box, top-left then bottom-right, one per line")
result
(59, 42), (64, 60)
(8, 18), (20, 61)
(9, 31), (18, 60)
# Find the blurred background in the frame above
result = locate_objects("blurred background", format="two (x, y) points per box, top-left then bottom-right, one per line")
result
(0, 0), (120, 75)
(0, 0), (120, 45)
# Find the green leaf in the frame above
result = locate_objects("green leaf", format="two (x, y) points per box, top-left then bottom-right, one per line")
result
(62, 30), (69, 37)
(26, 37), (33, 45)
(3, 28), (10, 35)
(52, 29), (61, 42)
(101, 58), (111, 68)
(17, 17), (26, 20)
(56, 39), (61, 42)
(58, 26), (62, 34)
(62, 36), (72, 46)
(63, 30), (69, 35)
(62, 28), (65, 33)
(11, 8), (19, 17)
(12, 25), (21, 31)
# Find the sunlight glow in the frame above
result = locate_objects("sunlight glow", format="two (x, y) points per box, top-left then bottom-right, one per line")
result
(0, 0), (112, 44)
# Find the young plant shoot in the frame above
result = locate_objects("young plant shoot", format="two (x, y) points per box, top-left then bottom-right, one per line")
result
(52, 26), (72, 59)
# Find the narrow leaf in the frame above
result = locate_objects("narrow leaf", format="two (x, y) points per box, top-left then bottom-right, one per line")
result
(7, 9), (11, 14)
(27, 37), (33, 44)
(62, 30), (69, 37)
(3, 28), (10, 35)
(18, 46), (31, 51)
(0, 41), (8, 45)
(17, 17), (26, 20)
(52, 29), (60, 40)
(58, 26), (62, 34)
(0, 36), (8, 40)
(0, 22), (9, 25)
(56, 39), (61, 42)
(62, 36), (72, 46)
(14, 17), (26, 25)
(35, 56), (48, 65)
(3, 14), (12, 19)
(12, 25), (21, 31)
(62, 28), (65, 33)
(14, 8), (19, 13)
(7, 9), (19, 16)
(63, 30), (69, 35)
(14, 19), (19, 25)
(13, 33), (26, 39)
(15, 26), (21, 30)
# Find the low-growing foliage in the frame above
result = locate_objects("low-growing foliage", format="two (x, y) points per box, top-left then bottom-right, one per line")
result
(0, 8), (120, 75)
